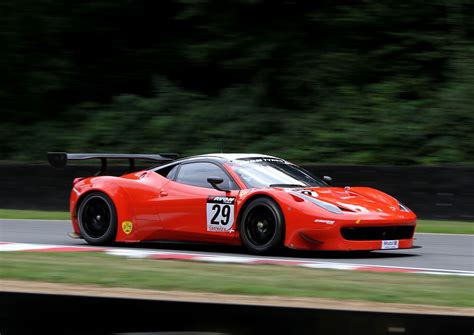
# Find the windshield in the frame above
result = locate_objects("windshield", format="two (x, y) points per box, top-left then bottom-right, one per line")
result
(229, 158), (327, 188)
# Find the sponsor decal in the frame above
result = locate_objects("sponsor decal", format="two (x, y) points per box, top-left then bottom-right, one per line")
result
(244, 158), (285, 163)
(314, 219), (335, 225)
(206, 196), (236, 232)
(381, 240), (399, 250)
(239, 190), (248, 198)
(121, 221), (133, 234)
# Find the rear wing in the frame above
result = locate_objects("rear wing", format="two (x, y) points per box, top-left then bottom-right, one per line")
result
(47, 152), (179, 175)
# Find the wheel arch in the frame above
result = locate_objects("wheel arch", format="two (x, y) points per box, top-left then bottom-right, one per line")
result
(236, 193), (286, 233)
(74, 188), (117, 218)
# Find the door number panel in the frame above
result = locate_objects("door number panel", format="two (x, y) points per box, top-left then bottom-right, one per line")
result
(206, 196), (235, 232)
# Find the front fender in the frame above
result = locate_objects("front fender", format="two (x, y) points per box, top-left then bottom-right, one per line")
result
(236, 188), (334, 247)
(349, 187), (399, 207)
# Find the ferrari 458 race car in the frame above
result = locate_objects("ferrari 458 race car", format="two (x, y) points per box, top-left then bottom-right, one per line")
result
(48, 152), (417, 254)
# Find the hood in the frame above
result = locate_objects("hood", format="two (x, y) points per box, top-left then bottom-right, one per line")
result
(289, 186), (401, 214)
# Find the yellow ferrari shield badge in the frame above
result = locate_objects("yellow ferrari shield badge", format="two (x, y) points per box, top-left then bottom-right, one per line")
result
(122, 221), (133, 234)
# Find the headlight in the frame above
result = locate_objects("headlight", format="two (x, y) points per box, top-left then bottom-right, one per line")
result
(398, 200), (411, 212)
(290, 191), (343, 214)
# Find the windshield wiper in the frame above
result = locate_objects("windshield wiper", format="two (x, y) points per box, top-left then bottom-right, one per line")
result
(269, 183), (305, 188)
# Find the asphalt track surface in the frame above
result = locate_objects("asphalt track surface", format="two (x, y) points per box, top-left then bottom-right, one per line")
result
(0, 219), (473, 272)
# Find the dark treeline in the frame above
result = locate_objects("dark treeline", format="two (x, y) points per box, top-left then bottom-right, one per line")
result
(1, 0), (473, 164)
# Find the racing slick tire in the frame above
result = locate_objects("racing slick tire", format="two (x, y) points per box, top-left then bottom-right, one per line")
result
(77, 191), (117, 245)
(240, 197), (285, 254)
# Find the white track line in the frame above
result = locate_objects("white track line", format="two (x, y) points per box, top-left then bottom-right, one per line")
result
(2, 241), (472, 276)
(0, 243), (59, 251)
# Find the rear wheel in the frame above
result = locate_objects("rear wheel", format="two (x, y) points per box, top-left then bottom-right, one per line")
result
(78, 192), (117, 245)
(240, 197), (285, 254)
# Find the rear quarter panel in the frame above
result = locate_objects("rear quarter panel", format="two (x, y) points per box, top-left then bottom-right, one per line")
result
(70, 171), (167, 242)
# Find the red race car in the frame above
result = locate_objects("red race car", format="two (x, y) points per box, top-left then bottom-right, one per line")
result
(48, 152), (417, 254)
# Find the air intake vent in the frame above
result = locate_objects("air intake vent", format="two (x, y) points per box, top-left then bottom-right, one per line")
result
(340, 226), (415, 241)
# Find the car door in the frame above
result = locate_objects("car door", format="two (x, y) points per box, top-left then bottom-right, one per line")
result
(157, 161), (240, 243)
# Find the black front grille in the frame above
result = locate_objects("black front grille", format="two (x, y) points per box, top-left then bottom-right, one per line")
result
(340, 226), (415, 241)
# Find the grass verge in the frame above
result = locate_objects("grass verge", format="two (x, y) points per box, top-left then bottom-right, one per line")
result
(416, 219), (473, 234)
(0, 252), (472, 307)
(0, 209), (472, 234)
(0, 209), (70, 220)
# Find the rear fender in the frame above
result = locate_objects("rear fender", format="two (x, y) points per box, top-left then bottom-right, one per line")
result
(71, 177), (136, 242)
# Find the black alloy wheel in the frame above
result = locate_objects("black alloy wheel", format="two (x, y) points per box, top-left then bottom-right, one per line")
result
(78, 192), (117, 245)
(240, 197), (285, 254)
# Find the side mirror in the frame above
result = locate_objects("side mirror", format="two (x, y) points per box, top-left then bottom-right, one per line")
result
(207, 176), (229, 192)
(323, 176), (332, 185)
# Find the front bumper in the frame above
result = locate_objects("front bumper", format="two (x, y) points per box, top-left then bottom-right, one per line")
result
(286, 222), (416, 251)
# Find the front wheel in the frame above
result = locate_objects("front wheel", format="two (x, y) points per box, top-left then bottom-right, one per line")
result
(239, 197), (285, 254)
(77, 191), (117, 245)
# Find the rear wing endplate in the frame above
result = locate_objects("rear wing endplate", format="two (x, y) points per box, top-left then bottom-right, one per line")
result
(47, 152), (179, 175)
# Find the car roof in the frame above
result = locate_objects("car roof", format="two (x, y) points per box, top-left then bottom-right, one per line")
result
(193, 153), (281, 161)
(151, 153), (286, 171)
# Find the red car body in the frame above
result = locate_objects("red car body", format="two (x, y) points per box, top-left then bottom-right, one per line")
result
(61, 153), (417, 252)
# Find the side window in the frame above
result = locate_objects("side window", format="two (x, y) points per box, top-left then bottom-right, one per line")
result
(166, 165), (179, 179)
(154, 163), (180, 179)
(175, 162), (238, 190)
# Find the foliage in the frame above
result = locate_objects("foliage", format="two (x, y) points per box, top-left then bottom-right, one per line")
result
(1, 0), (473, 164)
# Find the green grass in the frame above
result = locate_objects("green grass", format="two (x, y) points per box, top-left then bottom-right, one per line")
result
(0, 252), (472, 307)
(0, 209), (472, 234)
(416, 219), (473, 234)
(0, 209), (70, 220)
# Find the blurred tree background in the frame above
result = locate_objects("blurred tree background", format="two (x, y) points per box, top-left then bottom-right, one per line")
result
(0, 0), (473, 164)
